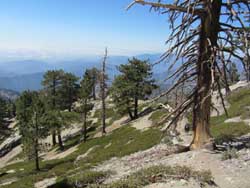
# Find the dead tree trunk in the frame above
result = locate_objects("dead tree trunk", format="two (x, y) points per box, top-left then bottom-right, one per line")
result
(190, 1), (222, 150)
(101, 48), (108, 135)
(52, 77), (57, 146)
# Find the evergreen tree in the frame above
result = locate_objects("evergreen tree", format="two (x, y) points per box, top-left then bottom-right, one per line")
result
(59, 72), (79, 112)
(228, 62), (240, 84)
(43, 110), (64, 150)
(0, 97), (7, 127)
(42, 70), (64, 146)
(89, 67), (100, 100)
(16, 91), (49, 171)
(111, 58), (157, 120)
(77, 70), (94, 142)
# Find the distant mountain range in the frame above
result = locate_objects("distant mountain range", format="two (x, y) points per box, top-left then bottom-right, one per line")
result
(0, 53), (244, 93)
(0, 53), (168, 92)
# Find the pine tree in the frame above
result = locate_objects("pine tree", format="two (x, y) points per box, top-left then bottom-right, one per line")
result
(89, 67), (100, 100)
(16, 91), (49, 171)
(59, 72), (79, 112)
(100, 49), (108, 134)
(43, 110), (64, 150)
(111, 58), (157, 120)
(77, 70), (94, 142)
(228, 62), (240, 85)
(0, 97), (7, 127)
(42, 70), (64, 146)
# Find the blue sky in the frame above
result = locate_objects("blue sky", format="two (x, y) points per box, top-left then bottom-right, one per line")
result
(0, 0), (170, 58)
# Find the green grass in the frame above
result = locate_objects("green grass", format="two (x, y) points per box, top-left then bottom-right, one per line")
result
(93, 108), (122, 128)
(227, 88), (250, 119)
(149, 109), (168, 126)
(211, 122), (250, 144)
(0, 126), (161, 188)
(210, 88), (250, 143)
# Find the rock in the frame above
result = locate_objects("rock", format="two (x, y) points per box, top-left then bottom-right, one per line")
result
(6, 170), (15, 174)
(34, 177), (57, 188)
(0, 133), (21, 158)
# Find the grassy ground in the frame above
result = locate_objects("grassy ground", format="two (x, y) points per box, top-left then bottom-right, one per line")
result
(210, 88), (250, 143)
(149, 108), (168, 126)
(2, 88), (250, 188)
(0, 125), (161, 188)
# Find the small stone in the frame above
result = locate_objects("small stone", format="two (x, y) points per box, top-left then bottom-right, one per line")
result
(6, 170), (15, 174)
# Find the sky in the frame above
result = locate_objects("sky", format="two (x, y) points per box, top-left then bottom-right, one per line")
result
(0, 0), (170, 59)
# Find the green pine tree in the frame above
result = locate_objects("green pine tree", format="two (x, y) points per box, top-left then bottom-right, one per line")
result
(111, 58), (157, 120)
(76, 69), (94, 142)
(228, 62), (240, 84)
(0, 97), (7, 127)
(42, 70), (64, 146)
(59, 72), (79, 112)
(16, 91), (49, 171)
(89, 67), (100, 100)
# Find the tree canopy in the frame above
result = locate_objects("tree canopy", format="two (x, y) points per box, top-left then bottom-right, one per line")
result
(111, 58), (157, 119)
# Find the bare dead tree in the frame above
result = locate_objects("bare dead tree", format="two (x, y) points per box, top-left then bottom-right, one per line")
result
(128, 0), (250, 149)
(100, 48), (108, 135)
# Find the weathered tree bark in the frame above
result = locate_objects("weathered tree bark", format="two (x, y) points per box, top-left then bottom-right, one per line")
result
(101, 48), (107, 135)
(52, 77), (57, 145)
(190, 1), (222, 150)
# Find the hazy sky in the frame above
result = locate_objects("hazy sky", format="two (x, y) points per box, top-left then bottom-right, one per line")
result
(0, 0), (170, 58)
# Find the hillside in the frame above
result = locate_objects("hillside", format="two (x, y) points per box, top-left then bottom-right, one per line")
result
(0, 89), (19, 101)
(0, 82), (250, 188)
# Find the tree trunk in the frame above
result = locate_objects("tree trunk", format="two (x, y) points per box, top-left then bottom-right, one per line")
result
(93, 85), (96, 100)
(190, 1), (222, 150)
(52, 130), (57, 146)
(57, 131), (64, 151)
(134, 95), (138, 119)
(247, 62), (250, 82)
(101, 48), (107, 135)
(52, 76), (57, 146)
(83, 112), (87, 142)
(128, 108), (134, 120)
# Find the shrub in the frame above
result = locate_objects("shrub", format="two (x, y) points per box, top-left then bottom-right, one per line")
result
(221, 148), (238, 160)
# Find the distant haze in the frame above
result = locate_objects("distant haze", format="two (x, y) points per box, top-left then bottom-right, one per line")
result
(0, 53), (170, 92)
